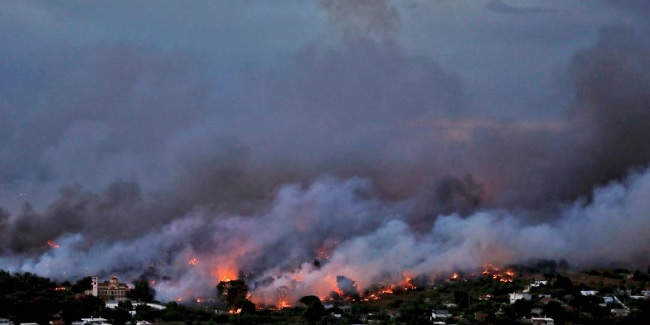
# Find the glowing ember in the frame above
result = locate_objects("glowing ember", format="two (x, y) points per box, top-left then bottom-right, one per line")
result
(188, 258), (198, 265)
(47, 241), (60, 249)
(54, 286), (66, 291)
(176, 297), (183, 302)
(229, 308), (242, 314)
(315, 239), (339, 260)
(481, 264), (516, 282)
(450, 272), (459, 280)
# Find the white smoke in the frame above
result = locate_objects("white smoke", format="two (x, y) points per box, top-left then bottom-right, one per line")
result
(2, 166), (649, 303)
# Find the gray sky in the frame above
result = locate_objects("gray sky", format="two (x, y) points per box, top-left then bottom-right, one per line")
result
(0, 0), (649, 303)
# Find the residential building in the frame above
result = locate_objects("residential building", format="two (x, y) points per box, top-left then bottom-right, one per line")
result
(509, 292), (532, 304)
(0, 319), (14, 325)
(531, 317), (555, 325)
(431, 309), (451, 320)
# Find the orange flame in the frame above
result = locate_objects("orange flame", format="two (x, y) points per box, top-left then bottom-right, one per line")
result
(47, 241), (60, 249)
(402, 271), (417, 290)
(331, 271), (420, 303)
(481, 264), (516, 282)
(188, 258), (198, 266)
(212, 262), (238, 282)
(378, 287), (393, 294)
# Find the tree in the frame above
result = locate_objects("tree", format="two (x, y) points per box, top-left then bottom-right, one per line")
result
(553, 275), (573, 295)
(104, 306), (132, 325)
(127, 279), (155, 302)
(397, 301), (430, 325)
(543, 300), (566, 323)
(216, 279), (255, 313)
(298, 295), (325, 324)
(71, 276), (93, 294)
(512, 299), (532, 318)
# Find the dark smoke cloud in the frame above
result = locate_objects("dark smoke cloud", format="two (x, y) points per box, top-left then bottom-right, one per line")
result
(409, 174), (485, 229)
(567, 25), (650, 193)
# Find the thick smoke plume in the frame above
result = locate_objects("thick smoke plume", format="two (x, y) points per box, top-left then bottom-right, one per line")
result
(2, 168), (650, 303)
(0, 0), (649, 305)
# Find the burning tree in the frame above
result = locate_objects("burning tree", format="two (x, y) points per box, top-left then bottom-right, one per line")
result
(216, 279), (255, 314)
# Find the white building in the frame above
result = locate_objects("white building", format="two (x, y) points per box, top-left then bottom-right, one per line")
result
(105, 302), (166, 316)
(531, 317), (555, 325)
(509, 293), (532, 304)
(611, 308), (630, 317)
(525, 280), (549, 292)
(72, 317), (111, 325)
(0, 319), (14, 325)
(431, 309), (451, 320)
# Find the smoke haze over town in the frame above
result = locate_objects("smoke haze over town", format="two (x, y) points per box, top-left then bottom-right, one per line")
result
(1, 0), (649, 304)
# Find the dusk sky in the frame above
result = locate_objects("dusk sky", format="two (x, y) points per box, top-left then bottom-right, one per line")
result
(1, 0), (649, 303)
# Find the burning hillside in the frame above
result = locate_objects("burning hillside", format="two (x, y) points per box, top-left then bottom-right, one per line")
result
(2, 164), (650, 305)
(209, 263), (523, 309)
(0, 0), (649, 309)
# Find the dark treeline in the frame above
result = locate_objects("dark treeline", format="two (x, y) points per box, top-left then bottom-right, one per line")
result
(0, 270), (330, 325)
(3, 268), (650, 325)
(0, 270), (104, 324)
